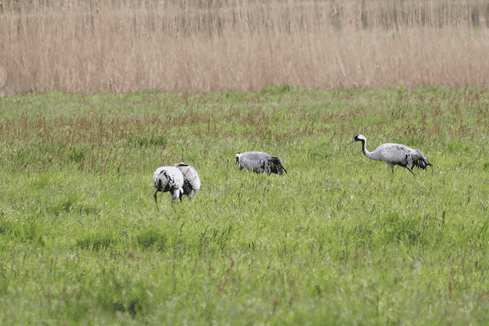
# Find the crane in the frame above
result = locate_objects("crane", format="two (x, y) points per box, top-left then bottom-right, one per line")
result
(348, 134), (432, 175)
(153, 166), (184, 209)
(235, 151), (287, 175)
(174, 163), (201, 200)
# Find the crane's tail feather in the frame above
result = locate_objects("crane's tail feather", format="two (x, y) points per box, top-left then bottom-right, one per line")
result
(411, 151), (433, 170)
(270, 156), (287, 175)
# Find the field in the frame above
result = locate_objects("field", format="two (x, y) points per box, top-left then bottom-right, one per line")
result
(0, 86), (489, 324)
(2, 0), (489, 323)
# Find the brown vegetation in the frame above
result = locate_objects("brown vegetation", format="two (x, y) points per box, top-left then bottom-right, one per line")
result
(0, 86), (487, 174)
(0, 0), (488, 94)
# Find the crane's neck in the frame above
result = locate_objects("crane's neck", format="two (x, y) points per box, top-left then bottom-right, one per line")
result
(359, 139), (379, 161)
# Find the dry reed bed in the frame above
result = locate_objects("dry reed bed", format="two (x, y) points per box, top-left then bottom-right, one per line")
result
(0, 0), (489, 93)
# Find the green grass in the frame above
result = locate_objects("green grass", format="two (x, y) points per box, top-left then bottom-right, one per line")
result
(1, 86), (489, 324)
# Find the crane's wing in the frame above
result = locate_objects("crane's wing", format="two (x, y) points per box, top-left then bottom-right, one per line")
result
(377, 143), (432, 170)
(175, 163), (201, 192)
(166, 166), (184, 188)
(237, 152), (270, 173)
(154, 166), (184, 189)
(376, 143), (412, 165)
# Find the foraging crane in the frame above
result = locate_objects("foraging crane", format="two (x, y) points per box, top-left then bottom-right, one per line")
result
(153, 166), (184, 208)
(235, 151), (287, 175)
(174, 163), (201, 200)
(348, 134), (432, 175)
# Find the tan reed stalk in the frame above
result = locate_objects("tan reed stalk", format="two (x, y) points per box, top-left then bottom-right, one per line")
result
(0, 0), (488, 94)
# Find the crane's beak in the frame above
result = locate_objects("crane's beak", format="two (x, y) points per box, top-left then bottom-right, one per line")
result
(348, 139), (355, 145)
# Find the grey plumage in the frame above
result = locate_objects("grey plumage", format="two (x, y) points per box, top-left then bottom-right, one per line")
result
(348, 134), (432, 175)
(153, 166), (184, 208)
(235, 151), (287, 175)
(174, 163), (201, 200)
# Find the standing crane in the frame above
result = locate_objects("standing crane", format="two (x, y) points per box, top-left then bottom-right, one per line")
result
(236, 151), (287, 175)
(174, 163), (201, 200)
(153, 166), (184, 209)
(348, 134), (432, 175)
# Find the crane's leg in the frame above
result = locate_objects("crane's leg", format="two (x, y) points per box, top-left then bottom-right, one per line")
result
(405, 167), (415, 175)
(154, 190), (159, 211)
(386, 163), (394, 174)
(155, 179), (163, 211)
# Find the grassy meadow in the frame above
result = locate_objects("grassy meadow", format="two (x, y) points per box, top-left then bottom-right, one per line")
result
(0, 85), (488, 324)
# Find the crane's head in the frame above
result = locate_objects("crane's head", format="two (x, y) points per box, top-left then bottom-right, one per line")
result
(348, 134), (366, 144)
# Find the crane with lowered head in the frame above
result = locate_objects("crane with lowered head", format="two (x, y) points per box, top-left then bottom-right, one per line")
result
(153, 166), (184, 209)
(235, 151), (287, 175)
(174, 163), (201, 200)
